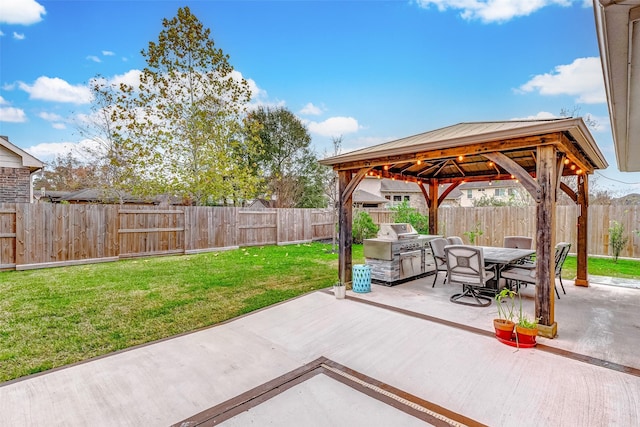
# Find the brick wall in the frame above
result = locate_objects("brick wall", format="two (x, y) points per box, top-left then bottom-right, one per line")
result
(0, 167), (31, 203)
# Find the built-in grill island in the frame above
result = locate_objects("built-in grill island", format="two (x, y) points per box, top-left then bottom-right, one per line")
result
(363, 223), (440, 285)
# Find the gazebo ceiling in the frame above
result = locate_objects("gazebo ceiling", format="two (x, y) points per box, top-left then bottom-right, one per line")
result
(320, 118), (608, 184)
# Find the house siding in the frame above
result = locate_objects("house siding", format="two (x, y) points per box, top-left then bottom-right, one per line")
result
(0, 167), (31, 203)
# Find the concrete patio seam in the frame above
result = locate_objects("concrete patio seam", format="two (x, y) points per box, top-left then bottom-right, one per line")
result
(341, 291), (640, 378)
(172, 356), (486, 427)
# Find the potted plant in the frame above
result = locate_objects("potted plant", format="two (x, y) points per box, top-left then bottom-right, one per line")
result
(333, 282), (346, 299)
(515, 316), (538, 346)
(494, 288), (516, 340)
(515, 291), (539, 346)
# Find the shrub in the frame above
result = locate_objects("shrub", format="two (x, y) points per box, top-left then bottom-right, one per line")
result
(464, 222), (484, 245)
(390, 201), (429, 233)
(352, 211), (378, 244)
(609, 220), (628, 263)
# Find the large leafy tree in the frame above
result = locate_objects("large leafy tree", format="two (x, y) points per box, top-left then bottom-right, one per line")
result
(247, 106), (323, 208)
(110, 7), (262, 205)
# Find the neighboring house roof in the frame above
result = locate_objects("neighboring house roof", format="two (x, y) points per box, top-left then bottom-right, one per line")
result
(56, 188), (153, 204)
(441, 186), (462, 200)
(594, 1), (640, 172)
(380, 180), (421, 193)
(246, 198), (276, 209)
(458, 180), (521, 190)
(380, 179), (462, 200)
(615, 193), (640, 205)
(353, 189), (388, 204)
(0, 136), (44, 172)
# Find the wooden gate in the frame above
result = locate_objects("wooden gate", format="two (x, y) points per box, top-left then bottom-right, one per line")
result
(0, 205), (16, 270)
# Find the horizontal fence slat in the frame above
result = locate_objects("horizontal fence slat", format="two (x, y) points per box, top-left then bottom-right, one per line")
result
(119, 249), (185, 259)
(118, 227), (185, 234)
(119, 209), (184, 214)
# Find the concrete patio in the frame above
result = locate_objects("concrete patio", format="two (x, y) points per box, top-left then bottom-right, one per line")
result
(1, 275), (639, 426)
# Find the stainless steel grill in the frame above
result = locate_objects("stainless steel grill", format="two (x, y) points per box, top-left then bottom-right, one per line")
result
(363, 223), (440, 285)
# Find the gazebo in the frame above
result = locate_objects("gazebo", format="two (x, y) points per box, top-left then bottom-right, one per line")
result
(319, 118), (608, 338)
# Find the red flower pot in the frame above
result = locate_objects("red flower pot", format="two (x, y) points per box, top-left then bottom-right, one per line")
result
(515, 325), (538, 346)
(493, 319), (515, 340)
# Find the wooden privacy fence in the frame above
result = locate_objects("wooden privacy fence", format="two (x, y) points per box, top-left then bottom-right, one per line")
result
(0, 204), (335, 271)
(1, 204), (638, 271)
(364, 205), (640, 259)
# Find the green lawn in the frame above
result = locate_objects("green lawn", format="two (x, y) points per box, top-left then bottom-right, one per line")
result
(561, 256), (640, 280)
(0, 243), (364, 383)
(0, 243), (637, 383)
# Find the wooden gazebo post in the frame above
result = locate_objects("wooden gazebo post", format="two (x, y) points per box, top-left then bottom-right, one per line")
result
(535, 145), (558, 338)
(575, 173), (589, 287)
(337, 168), (371, 287)
(337, 170), (354, 287)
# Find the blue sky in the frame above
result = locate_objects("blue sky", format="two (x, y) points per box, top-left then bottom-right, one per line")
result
(1, 0), (639, 195)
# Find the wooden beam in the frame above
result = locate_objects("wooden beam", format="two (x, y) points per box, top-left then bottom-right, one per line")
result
(369, 169), (519, 185)
(338, 170), (354, 288)
(417, 181), (430, 208)
(535, 145), (557, 338)
(342, 168), (371, 201)
(481, 152), (542, 202)
(560, 182), (578, 203)
(556, 133), (593, 174)
(575, 173), (589, 287)
(555, 154), (565, 201)
(438, 181), (461, 206)
(428, 179), (439, 235)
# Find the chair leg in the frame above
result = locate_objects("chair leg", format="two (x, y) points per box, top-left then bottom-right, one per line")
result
(450, 285), (492, 307)
(555, 283), (560, 299)
(432, 272), (439, 288)
(559, 275), (566, 294)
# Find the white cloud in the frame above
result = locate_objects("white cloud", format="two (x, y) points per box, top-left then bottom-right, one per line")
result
(26, 139), (102, 162)
(52, 122), (66, 130)
(108, 69), (142, 88)
(18, 76), (92, 104)
(0, 106), (27, 122)
(87, 55), (101, 63)
(519, 57), (606, 104)
(0, 0), (46, 25)
(38, 111), (63, 121)
(299, 102), (323, 116)
(306, 116), (360, 137)
(102, 50), (115, 56)
(0, 30), (4, 36)
(0, 96), (7, 105)
(25, 141), (78, 160)
(415, 0), (578, 23)
(12, 32), (25, 40)
(511, 111), (558, 120)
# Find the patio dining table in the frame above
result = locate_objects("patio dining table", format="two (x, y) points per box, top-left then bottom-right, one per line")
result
(478, 246), (535, 292)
